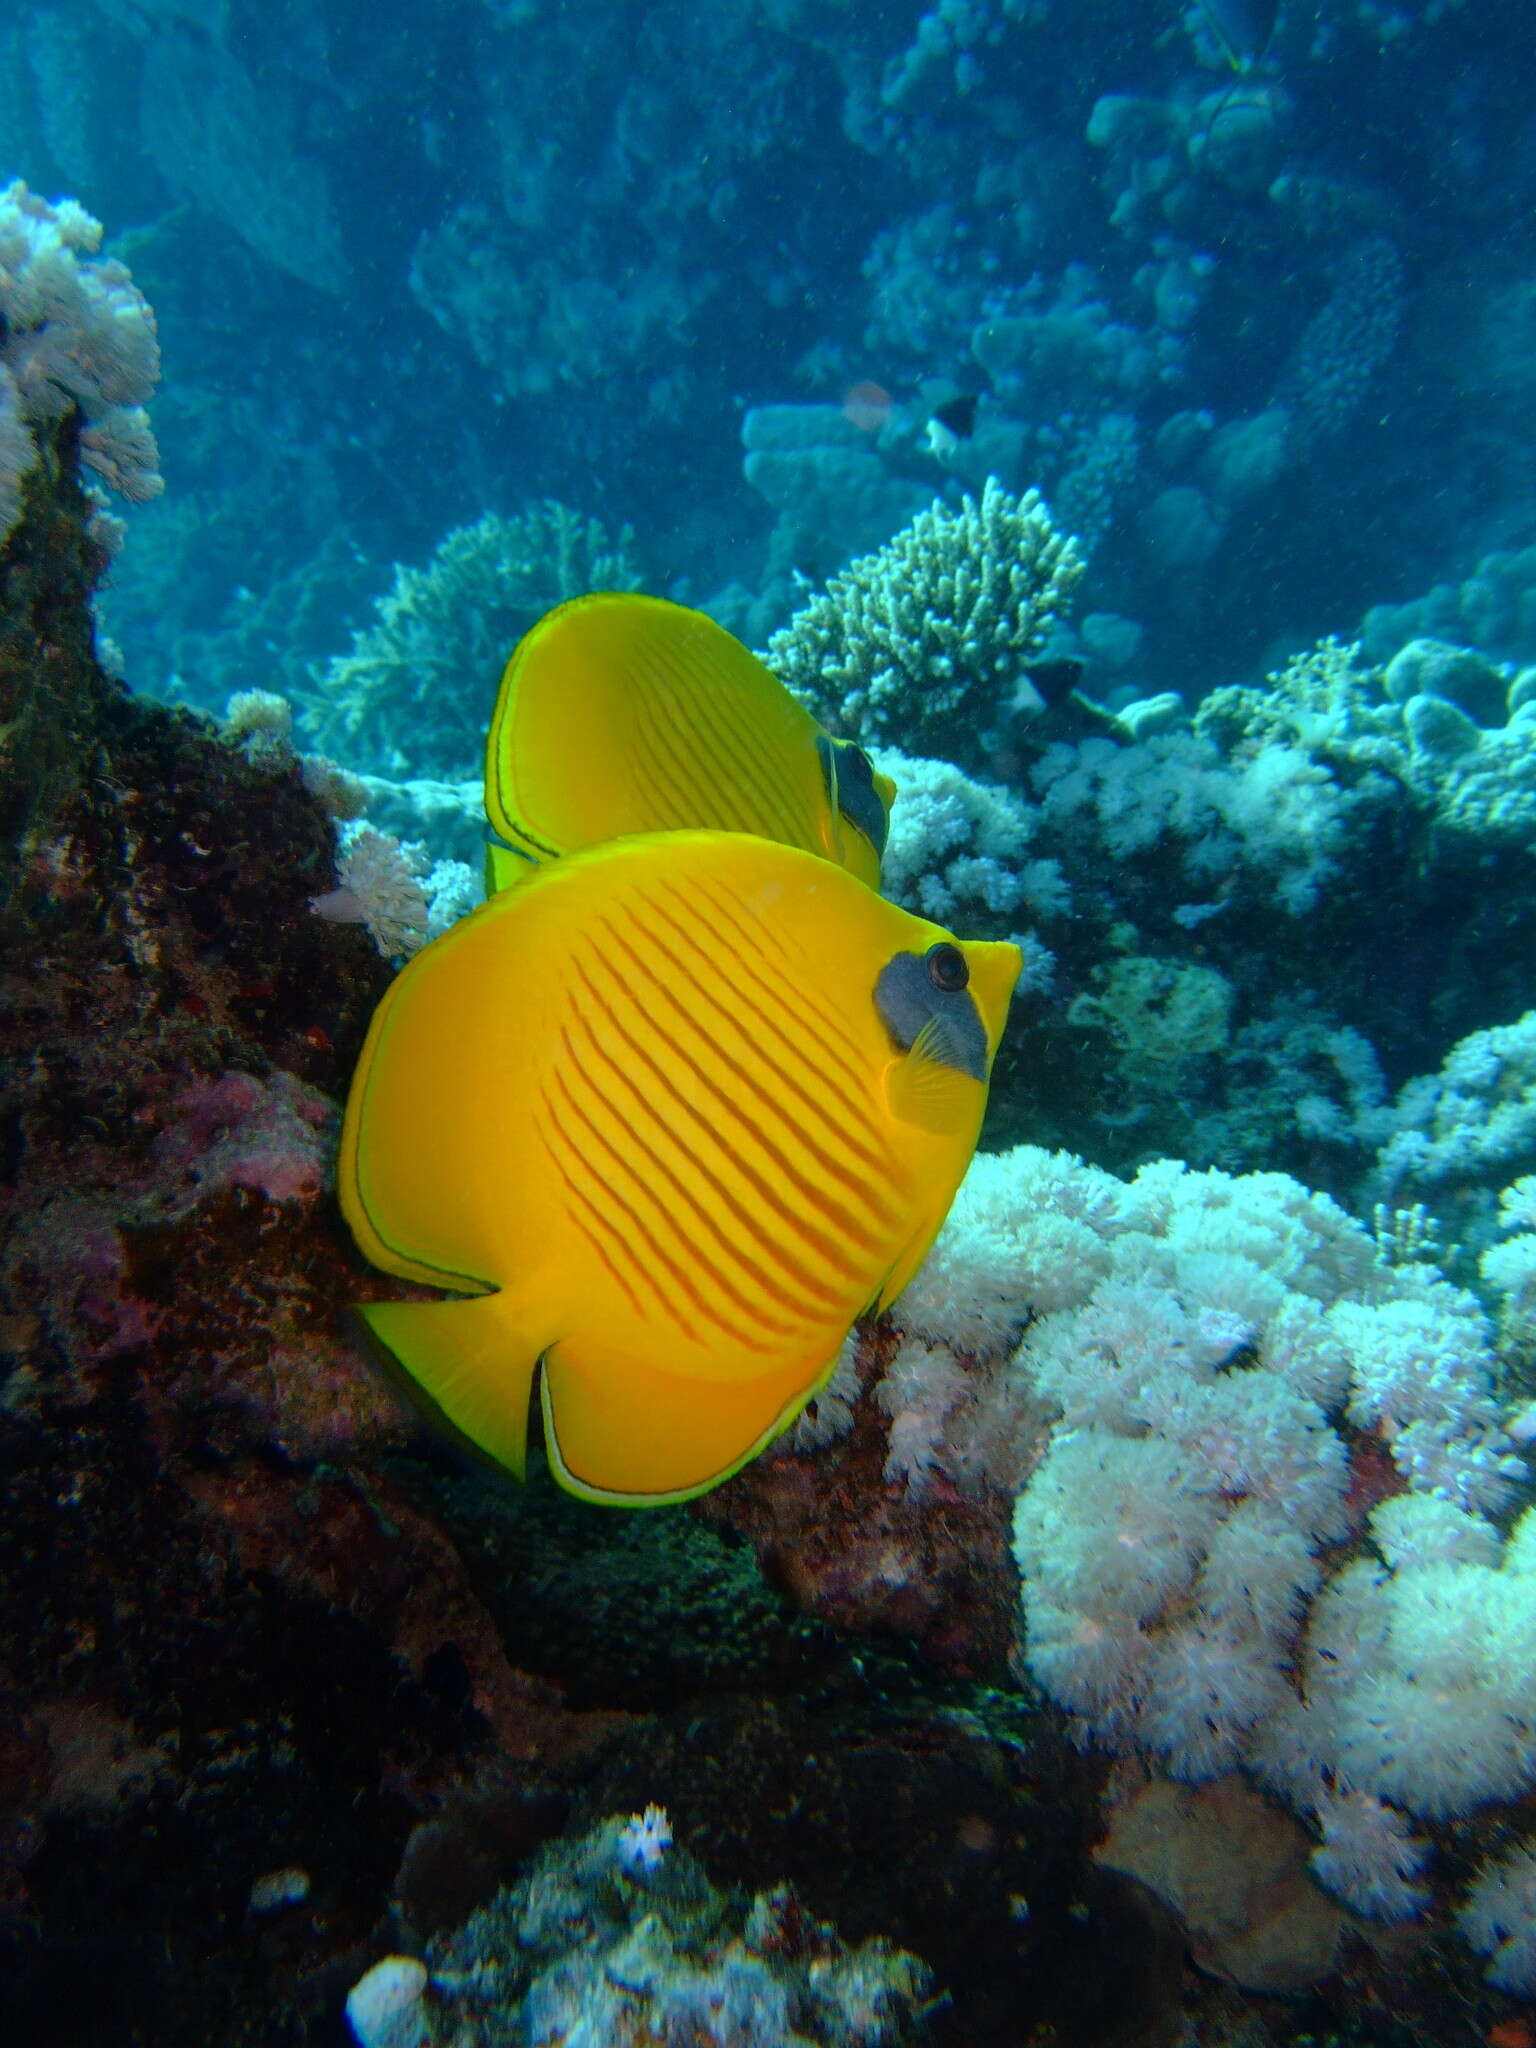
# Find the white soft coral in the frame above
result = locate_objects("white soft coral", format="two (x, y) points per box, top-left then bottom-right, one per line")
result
(0, 181), (162, 540)
(1460, 1838), (1536, 1993)
(1311, 1792), (1429, 1922)
(894, 1146), (1121, 1349)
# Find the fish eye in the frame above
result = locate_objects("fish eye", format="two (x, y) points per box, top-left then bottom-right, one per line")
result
(926, 942), (968, 993)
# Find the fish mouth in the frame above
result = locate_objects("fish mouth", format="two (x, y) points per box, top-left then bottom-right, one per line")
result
(965, 939), (1025, 1061)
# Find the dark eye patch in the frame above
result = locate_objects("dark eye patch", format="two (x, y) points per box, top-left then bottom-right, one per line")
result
(817, 734), (890, 859)
(874, 950), (987, 1081)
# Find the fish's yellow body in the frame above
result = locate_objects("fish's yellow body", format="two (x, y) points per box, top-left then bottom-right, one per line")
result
(483, 592), (894, 894)
(340, 829), (1018, 1504)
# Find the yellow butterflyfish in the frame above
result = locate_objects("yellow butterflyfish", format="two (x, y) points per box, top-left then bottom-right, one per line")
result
(340, 829), (1019, 1505)
(482, 592), (895, 894)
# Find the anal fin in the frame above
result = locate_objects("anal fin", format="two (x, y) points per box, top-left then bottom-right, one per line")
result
(357, 1293), (543, 1480)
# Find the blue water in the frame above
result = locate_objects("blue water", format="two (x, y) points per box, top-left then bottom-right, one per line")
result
(5, 0), (1527, 730)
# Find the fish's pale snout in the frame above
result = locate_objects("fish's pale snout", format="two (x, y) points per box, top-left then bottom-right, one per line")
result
(964, 939), (1025, 1059)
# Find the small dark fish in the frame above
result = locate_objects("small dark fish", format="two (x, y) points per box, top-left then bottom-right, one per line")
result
(931, 393), (978, 440)
(1022, 656), (1084, 709)
(1199, 0), (1278, 69)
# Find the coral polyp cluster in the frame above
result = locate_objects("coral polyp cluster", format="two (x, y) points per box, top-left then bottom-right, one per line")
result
(0, 179), (161, 546)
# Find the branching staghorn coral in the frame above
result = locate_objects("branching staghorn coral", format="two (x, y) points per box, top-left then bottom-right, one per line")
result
(300, 503), (640, 777)
(763, 477), (1084, 768)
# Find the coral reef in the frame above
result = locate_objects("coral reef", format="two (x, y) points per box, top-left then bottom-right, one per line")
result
(1363, 546), (1536, 673)
(756, 629), (1536, 1205)
(742, 403), (932, 580)
(0, 346), (1225, 2048)
(874, 744), (1066, 930)
(9, 17), (1536, 2036)
(1460, 1836), (1536, 1995)
(696, 1311), (1022, 1677)
(406, 1456), (837, 1711)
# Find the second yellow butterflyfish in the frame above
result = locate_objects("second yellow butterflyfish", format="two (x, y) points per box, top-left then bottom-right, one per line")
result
(482, 591), (895, 894)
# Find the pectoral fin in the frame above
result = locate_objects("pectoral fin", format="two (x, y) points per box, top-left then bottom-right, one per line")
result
(883, 1017), (985, 1136)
